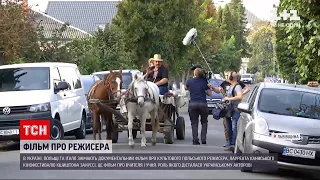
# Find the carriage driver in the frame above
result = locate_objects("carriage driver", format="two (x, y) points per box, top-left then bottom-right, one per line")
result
(145, 54), (169, 95)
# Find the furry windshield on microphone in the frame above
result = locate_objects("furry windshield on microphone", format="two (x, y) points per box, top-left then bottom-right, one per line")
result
(182, 28), (197, 45)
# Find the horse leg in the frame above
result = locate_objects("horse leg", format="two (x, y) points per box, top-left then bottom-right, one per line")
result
(127, 112), (135, 148)
(105, 114), (113, 140)
(139, 112), (147, 147)
(150, 108), (158, 146)
(97, 115), (102, 140)
(92, 111), (97, 140)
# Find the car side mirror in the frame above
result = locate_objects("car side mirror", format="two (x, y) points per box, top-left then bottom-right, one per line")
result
(54, 81), (68, 93)
(237, 102), (251, 114)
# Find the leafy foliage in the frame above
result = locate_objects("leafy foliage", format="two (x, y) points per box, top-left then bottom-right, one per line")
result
(248, 24), (277, 78)
(276, 0), (320, 82)
(0, 0), (38, 65)
(112, 0), (200, 77)
(215, 35), (242, 73)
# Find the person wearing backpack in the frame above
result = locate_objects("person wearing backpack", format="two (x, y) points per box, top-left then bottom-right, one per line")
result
(223, 71), (243, 151)
(211, 70), (250, 147)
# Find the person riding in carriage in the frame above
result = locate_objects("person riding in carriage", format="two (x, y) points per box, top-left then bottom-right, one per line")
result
(143, 54), (169, 95)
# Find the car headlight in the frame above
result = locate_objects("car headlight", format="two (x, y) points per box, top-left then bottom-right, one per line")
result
(253, 117), (269, 135)
(29, 103), (51, 112)
(245, 117), (269, 135)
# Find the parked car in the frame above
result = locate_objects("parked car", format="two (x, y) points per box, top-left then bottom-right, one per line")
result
(213, 74), (225, 80)
(0, 62), (87, 140)
(241, 74), (256, 84)
(264, 77), (273, 83)
(235, 82), (320, 171)
(207, 79), (224, 113)
(80, 75), (100, 130)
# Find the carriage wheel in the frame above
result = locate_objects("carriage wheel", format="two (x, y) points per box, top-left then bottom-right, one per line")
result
(112, 124), (119, 143)
(175, 116), (185, 140)
(164, 120), (174, 144)
(127, 129), (138, 139)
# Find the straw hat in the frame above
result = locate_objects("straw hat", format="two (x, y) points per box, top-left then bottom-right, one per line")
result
(149, 54), (163, 62)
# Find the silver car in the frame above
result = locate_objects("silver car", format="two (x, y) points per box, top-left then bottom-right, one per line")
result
(235, 83), (320, 171)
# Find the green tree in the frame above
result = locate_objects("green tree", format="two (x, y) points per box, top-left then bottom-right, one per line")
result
(0, 0), (38, 65)
(248, 24), (277, 77)
(216, 6), (223, 28)
(276, 0), (320, 82)
(215, 35), (242, 72)
(94, 24), (135, 71)
(64, 37), (101, 75)
(112, 0), (200, 76)
(229, 0), (249, 57)
(220, 5), (233, 41)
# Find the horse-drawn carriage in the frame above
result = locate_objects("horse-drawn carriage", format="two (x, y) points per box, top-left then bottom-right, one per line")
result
(87, 69), (186, 147)
(113, 92), (186, 144)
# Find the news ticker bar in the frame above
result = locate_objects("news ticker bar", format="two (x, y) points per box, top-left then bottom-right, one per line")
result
(20, 140), (112, 153)
(20, 153), (278, 170)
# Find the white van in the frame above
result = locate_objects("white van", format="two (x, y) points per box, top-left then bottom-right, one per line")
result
(240, 73), (256, 84)
(0, 62), (87, 140)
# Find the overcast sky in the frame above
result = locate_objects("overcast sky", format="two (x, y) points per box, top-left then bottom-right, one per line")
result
(28, 0), (280, 21)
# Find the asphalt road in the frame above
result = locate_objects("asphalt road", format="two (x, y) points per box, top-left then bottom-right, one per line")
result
(0, 84), (319, 179)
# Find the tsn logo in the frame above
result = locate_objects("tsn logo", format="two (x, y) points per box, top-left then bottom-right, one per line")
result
(20, 120), (51, 140)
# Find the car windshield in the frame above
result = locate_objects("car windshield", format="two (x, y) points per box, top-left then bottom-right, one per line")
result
(242, 75), (251, 78)
(209, 79), (223, 87)
(0, 67), (50, 92)
(258, 88), (320, 120)
(94, 72), (132, 89)
(81, 77), (95, 95)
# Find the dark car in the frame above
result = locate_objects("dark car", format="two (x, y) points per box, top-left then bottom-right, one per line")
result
(207, 79), (224, 113)
(80, 75), (100, 130)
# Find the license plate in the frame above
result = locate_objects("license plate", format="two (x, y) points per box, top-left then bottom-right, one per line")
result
(0, 129), (19, 136)
(208, 104), (216, 108)
(282, 147), (316, 159)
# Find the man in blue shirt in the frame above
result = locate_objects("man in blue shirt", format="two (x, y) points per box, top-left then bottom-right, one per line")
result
(185, 68), (213, 145)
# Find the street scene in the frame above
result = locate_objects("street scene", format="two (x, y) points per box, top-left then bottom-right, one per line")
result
(1, 85), (320, 179)
(1, 0), (320, 179)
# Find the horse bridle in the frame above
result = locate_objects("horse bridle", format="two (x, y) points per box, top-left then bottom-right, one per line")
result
(122, 79), (151, 104)
(132, 81), (148, 100)
(104, 73), (122, 101)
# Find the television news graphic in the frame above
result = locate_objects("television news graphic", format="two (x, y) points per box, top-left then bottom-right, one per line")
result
(20, 152), (277, 171)
(20, 140), (112, 154)
(20, 120), (51, 140)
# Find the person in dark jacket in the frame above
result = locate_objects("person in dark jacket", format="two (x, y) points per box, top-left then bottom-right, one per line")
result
(145, 54), (169, 95)
(185, 68), (213, 145)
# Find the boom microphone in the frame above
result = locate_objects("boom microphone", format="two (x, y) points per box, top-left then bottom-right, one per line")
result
(182, 28), (218, 83)
(182, 28), (197, 45)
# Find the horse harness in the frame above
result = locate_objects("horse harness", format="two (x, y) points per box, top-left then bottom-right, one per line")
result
(122, 81), (155, 104)
(103, 73), (122, 102)
(88, 73), (122, 106)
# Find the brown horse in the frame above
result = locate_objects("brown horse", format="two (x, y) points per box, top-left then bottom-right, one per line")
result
(87, 69), (123, 141)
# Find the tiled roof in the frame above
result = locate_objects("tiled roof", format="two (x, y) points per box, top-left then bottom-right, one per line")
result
(30, 9), (92, 40)
(45, 1), (261, 34)
(245, 9), (262, 26)
(46, 1), (119, 34)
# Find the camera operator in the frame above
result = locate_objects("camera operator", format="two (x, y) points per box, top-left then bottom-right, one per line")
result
(185, 68), (213, 145)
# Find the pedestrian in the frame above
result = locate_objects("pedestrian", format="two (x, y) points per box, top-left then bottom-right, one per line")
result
(211, 70), (250, 147)
(185, 68), (213, 145)
(223, 71), (243, 150)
